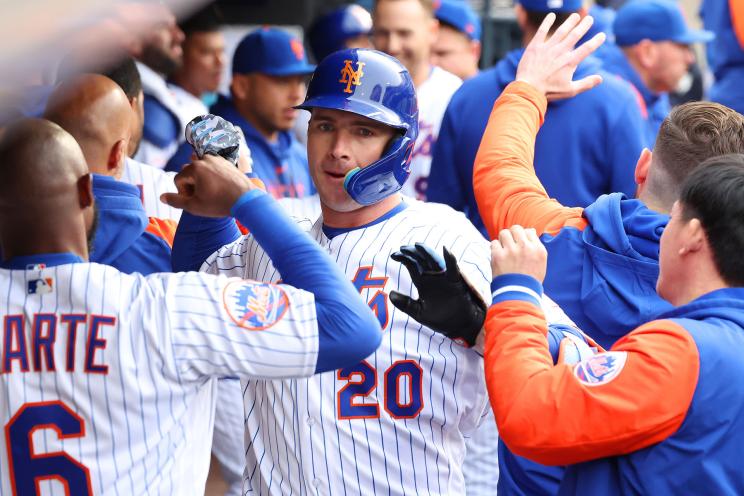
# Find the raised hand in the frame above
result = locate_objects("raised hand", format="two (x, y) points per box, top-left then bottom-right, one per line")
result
(160, 154), (258, 217)
(516, 12), (606, 101)
(390, 243), (486, 347)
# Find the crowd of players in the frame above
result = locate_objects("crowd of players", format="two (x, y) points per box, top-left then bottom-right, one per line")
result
(2, 0), (744, 494)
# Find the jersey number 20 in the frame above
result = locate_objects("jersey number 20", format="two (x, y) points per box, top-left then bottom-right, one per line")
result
(337, 360), (424, 419)
(5, 401), (93, 495)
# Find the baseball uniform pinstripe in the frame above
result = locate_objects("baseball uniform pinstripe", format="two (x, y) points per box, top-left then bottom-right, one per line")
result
(0, 261), (321, 495)
(121, 158), (181, 221)
(202, 200), (492, 495)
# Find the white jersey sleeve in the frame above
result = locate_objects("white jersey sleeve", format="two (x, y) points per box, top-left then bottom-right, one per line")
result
(144, 271), (319, 381)
(121, 158), (181, 221)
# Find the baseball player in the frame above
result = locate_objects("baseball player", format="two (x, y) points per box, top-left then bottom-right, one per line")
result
(57, 54), (182, 221)
(0, 118), (382, 495)
(170, 48), (579, 495)
(404, 12), (744, 494)
(372, 0), (462, 201)
(307, 4), (373, 62)
(484, 154), (744, 494)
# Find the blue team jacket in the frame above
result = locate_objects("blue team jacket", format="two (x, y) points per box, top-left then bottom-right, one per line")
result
(559, 288), (744, 495)
(428, 49), (646, 237)
(701, 0), (744, 114)
(600, 43), (671, 145)
(211, 95), (315, 199)
(90, 174), (172, 275)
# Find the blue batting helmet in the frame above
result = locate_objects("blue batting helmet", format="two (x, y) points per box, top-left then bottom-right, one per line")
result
(308, 5), (373, 62)
(297, 48), (418, 206)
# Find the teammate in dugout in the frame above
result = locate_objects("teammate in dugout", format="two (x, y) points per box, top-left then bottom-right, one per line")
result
(395, 13), (744, 495)
(0, 119), (382, 495)
(481, 153), (744, 494)
(168, 48), (576, 494)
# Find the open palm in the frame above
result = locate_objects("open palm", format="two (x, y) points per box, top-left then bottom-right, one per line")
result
(516, 13), (606, 101)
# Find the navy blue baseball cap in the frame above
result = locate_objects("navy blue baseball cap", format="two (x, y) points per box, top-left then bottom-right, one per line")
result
(516, 0), (583, 13)
(435, 0), (482, 41)
(232, 27), (316, 76)
(614, 0), (714, 47)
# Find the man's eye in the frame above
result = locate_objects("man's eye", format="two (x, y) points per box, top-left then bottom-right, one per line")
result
(317, 123), (332, 131)
(357, 128), (373, 137)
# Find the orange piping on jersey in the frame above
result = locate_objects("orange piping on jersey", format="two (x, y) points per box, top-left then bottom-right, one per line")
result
(145, 217), (177, 248)
(484, 300), (699, 466)
(731, 0), (744, 48)
(473, 81), (587, 240)
(235, 178), (268, 235)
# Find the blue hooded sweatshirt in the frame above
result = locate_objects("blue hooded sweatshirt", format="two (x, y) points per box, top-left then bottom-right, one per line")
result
(90, 174), (172, 275)
(429, 48), (646, 237)
(559, 288), (744, 495)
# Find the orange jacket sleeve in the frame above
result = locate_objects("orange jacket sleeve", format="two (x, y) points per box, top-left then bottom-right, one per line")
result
(145, 217), (177, 248)
(473, 81), (587, 239)
(731, 0), (744, 48)
(485, 295), (699, 466)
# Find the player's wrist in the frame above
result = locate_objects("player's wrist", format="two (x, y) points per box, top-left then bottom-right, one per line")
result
(490, 273), (543, 307)
(230, 189), (266, 218)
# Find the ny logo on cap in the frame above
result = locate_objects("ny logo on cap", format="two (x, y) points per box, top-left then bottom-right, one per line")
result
(339, 60), (365, 94)
(290, 38), (305, 61)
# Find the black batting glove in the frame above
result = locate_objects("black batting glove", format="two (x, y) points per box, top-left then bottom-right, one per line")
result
(390, 243), (486, 347)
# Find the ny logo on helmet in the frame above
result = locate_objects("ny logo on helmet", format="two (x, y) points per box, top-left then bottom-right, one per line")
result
(339, 60), (365, 94)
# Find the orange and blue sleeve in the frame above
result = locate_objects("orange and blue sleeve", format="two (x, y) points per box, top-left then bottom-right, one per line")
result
(473, 82), (587, 239)
(485, 274), (699, 466)
(145, 217), (177, 248)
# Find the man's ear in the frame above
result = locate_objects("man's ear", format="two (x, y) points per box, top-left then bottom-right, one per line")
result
(108, 139), (127, 178)
(634, 148), (652, 186)
(77, 173), (94, 209)
(471, 40), (482, 61)
(634, 39), (656, 69)
(680, 217), (705, 255)
(428, 17), (440, 45)
(231, 75), (250, 100)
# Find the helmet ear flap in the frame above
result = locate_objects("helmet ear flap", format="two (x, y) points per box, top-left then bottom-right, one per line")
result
(342, 134), (415, 205)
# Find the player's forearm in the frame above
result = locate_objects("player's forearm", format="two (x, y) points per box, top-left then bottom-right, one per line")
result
(473, 82), (585, 238)
(231, 191), (381, 373)
(171, 211), (241, 272)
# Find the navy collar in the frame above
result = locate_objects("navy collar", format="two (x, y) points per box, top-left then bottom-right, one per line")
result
(1, 252), (84, 269)
(322, 201), (408, 239)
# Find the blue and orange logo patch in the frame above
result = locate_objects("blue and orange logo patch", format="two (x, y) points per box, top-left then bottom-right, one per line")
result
(574, 351), (627, 386)
(223, 280), (289, 330)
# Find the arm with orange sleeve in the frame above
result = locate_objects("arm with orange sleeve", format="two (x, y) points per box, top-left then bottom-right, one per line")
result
(731, 0), (744, 48)
(473, 81), (587, 240)
(484, 274), (699, 466)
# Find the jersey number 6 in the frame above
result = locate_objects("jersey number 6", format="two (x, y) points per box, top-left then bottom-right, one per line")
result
(5, 401), (93, 496)
(337, 360), (424, 420)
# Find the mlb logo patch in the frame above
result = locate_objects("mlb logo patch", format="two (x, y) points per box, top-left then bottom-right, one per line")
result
(28, 278), (54, 295)
(223, 280), (289, 330)
(574, 351), (627, 386)
(26, 263), (46, 270)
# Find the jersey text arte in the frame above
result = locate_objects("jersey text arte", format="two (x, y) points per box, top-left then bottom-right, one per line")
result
(2, 313), (116, 374)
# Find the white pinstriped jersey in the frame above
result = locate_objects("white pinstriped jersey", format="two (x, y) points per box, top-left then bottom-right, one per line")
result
(0, 262), (320, 496)
(121, 158), (181, 221)
(202, 199), (492, 495)
(402, 67), (461, 201)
